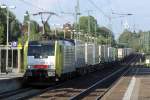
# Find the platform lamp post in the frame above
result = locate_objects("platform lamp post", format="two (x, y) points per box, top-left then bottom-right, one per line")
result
(72, 30), (76, 40)
(79, 30), (84, 41)
(24, 13), (30, 41)
(0, 5), (16, 72)
(63, 30), (66, 39)
(52, 24), (57, 38)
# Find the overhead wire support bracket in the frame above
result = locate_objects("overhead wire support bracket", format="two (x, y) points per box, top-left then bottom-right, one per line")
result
(32, 11), (58, 35)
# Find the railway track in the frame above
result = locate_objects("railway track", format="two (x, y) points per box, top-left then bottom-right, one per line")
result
(30, 68), (119, 100)
(0, 78), (80, 100)
(0, 54), (140, 100)
(70, 66), (127, 100)
(0, 82), (68, 100)
(29, 54), (140, 100)
(72, 54), (140, 100)
(0, 88), (32, 99)
(0, 86), (54, 100)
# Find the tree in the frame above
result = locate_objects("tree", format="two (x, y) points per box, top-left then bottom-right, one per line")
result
(10, 19), (22, 41)
(0, 8), (7, 44)
(118, 29), (133, 47)
(23, 11), (30, 24)
(30, 20), (40, 34)
(0, 24), (4, 44)
(79, 16), (98, 33)
(118, 29), (143, 52)
(96, 27), (116, 45)
(0, 7), (20, 44)
(23, 11), (40, 41)
(29, 20), (40, 40)
(77, 16), (116, 45)
(44, 22), (51, 34)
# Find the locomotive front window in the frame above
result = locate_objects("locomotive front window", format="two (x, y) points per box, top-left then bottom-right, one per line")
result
(28, 44), (55, 57)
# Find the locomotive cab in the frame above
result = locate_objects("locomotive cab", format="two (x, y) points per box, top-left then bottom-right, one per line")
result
(24, 41), (56, 82)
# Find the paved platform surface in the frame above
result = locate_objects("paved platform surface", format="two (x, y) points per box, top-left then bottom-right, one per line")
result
(102, 66), (150, 100)
(0, 73), (23, 94)
(0, 73), (23, 80)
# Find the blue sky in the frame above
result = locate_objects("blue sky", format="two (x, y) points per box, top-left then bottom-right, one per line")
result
(0, 0), (150, 39)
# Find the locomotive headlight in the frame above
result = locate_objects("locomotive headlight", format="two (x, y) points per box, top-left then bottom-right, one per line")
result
(48, 71), (55, 76)
(48, 69), (55, 76)
(28, 65), (31, 69)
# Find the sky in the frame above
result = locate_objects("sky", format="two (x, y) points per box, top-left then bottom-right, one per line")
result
(0, 0), (150, 39)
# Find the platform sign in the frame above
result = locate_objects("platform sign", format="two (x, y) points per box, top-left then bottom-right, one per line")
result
(11, 41), (17, 47)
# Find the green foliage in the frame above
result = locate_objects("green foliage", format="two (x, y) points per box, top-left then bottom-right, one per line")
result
(0, 8), (7, 44)
(79, 16), (97, 33)
(0, 24), (4, 44)
(97, 27), (116, 45)
(118, 29), (133, 47)
(10, 20), (21, 41)
(97, 27), (111, 37)
(23, 11), (40, 41)
(79, 16), (88, 32)
(139, 32), (150, 54)
(78, 16), (116, 45)
(28, 20), (40, 41)
(97, 35), (106, 44)
(23, 11), (30, 24)
(118, 29), (150, 53)
(0, 7), (20, 44)
(30, 20), (39, 34)
(44, 22), (51, 34)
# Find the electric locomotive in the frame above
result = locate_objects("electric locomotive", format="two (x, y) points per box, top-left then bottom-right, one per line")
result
(24, 39), (76, 83)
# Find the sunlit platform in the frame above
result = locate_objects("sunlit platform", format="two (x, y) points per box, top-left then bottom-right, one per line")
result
(0, 73), (23, 80)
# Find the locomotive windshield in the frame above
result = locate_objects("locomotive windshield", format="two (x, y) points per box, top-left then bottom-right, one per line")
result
(28, 44), (55, 57)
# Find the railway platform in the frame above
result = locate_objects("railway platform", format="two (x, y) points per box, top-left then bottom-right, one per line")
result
(0, 72), (23, 80)
(0, 72), (23, 94)
(102, 66), (150, 100)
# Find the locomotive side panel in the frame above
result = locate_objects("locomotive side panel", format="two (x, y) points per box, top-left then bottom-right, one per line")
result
(85, 43), (94, 65)
(104, 45), (109, 63)
(98, 45), (102, 63)
(62, 46), (76, 74)
(75, 44), (86, 68)
(94, 44), (99, 64)
(118, 48), (124, 59)
(108, 47), (113, 62)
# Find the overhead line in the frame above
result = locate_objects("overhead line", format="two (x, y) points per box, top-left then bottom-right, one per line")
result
(57, 0), (63, 13)
(87, 0), (110, 19)
(18, 0), (83, 25)
(19, 0), (48, 11)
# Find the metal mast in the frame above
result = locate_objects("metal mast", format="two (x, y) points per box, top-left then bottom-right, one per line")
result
(75, 0), (80, 32)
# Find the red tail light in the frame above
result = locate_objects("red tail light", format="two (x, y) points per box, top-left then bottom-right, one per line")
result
(33, 65), (48, 69)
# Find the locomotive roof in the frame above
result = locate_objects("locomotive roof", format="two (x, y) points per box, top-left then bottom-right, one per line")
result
(28, 39), (75, 45)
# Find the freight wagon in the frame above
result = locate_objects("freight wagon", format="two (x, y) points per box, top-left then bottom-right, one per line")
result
(23, 39), (133, 84)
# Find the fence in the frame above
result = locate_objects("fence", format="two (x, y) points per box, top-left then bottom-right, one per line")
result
(0, 45), (22, 73)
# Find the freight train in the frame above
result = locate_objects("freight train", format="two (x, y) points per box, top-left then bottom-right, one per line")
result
(23, 39), (133, 84)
